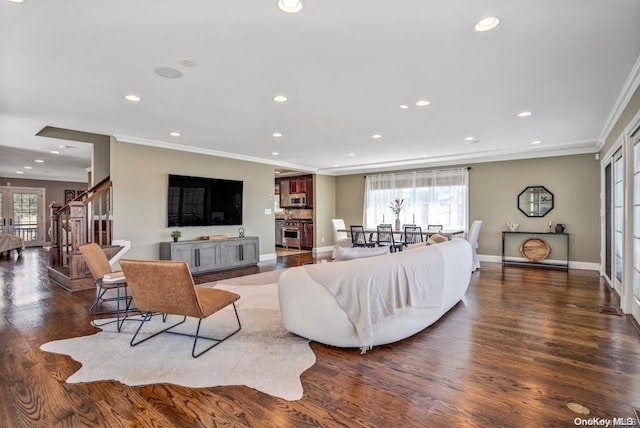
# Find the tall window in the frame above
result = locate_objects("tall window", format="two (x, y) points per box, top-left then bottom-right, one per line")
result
(633, 132), (640, 304)
(363, 168), (468, 229)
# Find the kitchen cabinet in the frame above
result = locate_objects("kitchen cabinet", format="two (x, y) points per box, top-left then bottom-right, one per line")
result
(301, 221), (314, 249)
(290, 177), (307, 194)
(305, 177), (313, 207)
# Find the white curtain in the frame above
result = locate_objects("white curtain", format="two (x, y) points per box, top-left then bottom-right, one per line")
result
(363, 168), (468, 230)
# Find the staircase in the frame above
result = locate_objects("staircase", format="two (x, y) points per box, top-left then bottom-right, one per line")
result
(47, 177), (123, 291)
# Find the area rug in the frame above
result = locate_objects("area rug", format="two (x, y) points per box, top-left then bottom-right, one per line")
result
(40, 274), (317, 401)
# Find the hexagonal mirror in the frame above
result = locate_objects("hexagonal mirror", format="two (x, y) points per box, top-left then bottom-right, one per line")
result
(518, 186), (554, 217)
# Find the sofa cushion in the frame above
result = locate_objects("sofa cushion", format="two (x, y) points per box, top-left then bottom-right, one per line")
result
(334, 246), (389, 261)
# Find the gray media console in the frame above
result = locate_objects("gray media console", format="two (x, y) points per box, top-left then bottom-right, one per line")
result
(159, 236), (259, 273)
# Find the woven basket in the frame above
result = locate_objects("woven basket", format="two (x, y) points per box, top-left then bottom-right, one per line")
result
(520, 238), (551, 262)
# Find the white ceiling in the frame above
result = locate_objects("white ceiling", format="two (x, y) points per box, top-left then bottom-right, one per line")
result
(1, 0), (640, 183)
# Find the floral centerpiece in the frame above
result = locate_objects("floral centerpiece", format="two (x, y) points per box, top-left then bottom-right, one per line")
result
(389, 198), (404, 230)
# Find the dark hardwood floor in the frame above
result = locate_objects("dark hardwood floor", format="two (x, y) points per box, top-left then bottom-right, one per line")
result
(1, 248), (639, 427)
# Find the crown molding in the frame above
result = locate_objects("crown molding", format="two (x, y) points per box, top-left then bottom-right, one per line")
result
(597, 53), (640, 148)
(318, 139), (600, 176)
(113, 134), (599, 178)
(112, 134), (318, 173)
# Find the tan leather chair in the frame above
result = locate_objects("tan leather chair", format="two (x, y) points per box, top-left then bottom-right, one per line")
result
(119, 259), (241, 358)
(80, 243), (131, 331)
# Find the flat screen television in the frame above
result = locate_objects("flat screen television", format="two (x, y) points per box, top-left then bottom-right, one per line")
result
(168, 174), (243, 227)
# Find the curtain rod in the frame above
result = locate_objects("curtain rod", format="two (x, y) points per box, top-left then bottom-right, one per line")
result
(364, 166), (471, 177)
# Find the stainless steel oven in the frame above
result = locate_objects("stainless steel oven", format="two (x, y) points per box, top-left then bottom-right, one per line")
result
(282, 222), (301, 249)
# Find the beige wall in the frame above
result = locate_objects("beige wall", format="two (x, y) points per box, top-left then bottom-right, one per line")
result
(601, 85), (640, 155)
(313, 174), (336, 247)
(111, 140), (276, 260)
(0, 176), (88, 233)
(92, 138), (110, 186)
(335, 153), (600, 263)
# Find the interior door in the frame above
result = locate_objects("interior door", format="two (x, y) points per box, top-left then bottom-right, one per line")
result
(0, 187), (46, 247)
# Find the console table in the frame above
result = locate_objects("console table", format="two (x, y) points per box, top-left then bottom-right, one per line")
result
(159, 236), (259, 273)
(501, 231), (569, 270)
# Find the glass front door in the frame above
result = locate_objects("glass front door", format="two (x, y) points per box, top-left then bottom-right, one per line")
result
(0, 187), (45, 247)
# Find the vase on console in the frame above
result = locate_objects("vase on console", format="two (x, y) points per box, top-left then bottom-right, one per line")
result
(395, 216), (401, 232)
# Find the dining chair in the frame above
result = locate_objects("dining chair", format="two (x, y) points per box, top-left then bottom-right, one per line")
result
(427, 224), (444, 232)
(376, 224), (403, 252)
(402, 225), (423, 246)
(80, 243), (133, 332)
(350, 225), (376, 248)
(331, 219), (352, 248)
(119, 259), (241, 358)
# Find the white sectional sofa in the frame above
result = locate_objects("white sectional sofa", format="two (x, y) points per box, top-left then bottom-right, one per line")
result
(278, 239), (472, 350)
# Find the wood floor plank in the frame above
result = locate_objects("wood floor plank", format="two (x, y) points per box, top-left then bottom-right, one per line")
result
(1, 248), (640, 426)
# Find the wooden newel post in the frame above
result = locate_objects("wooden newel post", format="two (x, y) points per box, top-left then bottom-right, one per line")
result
(68, 201), (87, 254)
(49, 202), (62, 267)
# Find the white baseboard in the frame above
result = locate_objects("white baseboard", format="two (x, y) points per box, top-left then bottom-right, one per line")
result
(312, 245), (335, 255)
(259, 253), (277, 263)
(478, 254), (600, 271)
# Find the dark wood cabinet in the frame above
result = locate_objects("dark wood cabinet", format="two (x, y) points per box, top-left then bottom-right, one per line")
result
(301, 222), (314, 249)
(305, 177), (313, 207)
(289, 177), (307, 194)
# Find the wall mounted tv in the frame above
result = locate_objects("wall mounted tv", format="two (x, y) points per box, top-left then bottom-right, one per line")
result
(168, 174), (243, 227)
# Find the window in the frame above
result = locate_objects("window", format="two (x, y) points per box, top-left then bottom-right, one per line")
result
(363, 168), (468, 230)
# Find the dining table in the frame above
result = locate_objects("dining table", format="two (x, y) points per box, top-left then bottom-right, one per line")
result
(338, 228), (465, 241)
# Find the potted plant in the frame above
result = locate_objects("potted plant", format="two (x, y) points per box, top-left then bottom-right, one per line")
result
(171, 230), (182, 242)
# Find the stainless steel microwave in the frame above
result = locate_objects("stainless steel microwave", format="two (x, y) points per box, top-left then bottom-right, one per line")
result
(287, 194), (307, 207)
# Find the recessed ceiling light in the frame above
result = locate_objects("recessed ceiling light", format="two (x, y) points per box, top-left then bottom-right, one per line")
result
(50, 150), (60, 154)
(372, 134), (382, 139)
(348, 153), (356, 156)
(23, 166), (32, 169)
(169, 132), (181, 137)
(399, 105), (409, 110)
(35, 159), (44, 163)
(416, 100), (430, 106)
(16, 171), (23, 174)
(517, 111), (532, 117)
(272, 132), (282, 137)
(531, 140), (542, 145)
(8, 0), (25, 3)
(464, 137), (475, 141)
(125, 94), (142, 102)
(273, 95), (288, 102)
(278, 0), (303, 13)
(333, 165), (340, 167)
(475, 16), (500, 32)
(275, 171), (281, 174)
(271, 151), (280, 156)
(421, 154), (428, 157)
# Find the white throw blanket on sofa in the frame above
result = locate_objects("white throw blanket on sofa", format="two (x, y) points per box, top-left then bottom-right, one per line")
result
(303, 246), (445, 352)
